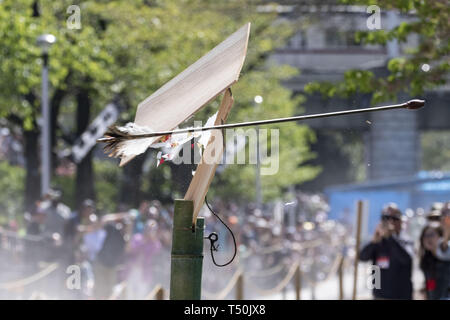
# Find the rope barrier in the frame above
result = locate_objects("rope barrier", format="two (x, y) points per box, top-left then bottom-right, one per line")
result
(202, 269), (243, 300)
(245, 262), (299, 296)
(203, 235), (347, 300)
(0, 251), (344, 299)
(241, 238), (325, 259)
(0, 263), (59, 290)
(290, 238), (324, 251)
(321, 253), (343, 283)
(247, 262), (287, 278)
(0, 225), (349, 299)
(240, 243), (283, 259)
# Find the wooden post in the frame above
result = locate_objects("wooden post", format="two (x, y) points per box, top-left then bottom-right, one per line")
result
(311, 248), (317, 300)
(352, 200), (363, 300)
(145, 285), (165, 300)
(338, 255), (344, 300)
(295, 264), (302, 300)
(236, 272), (244, 300)
(169, 200), (204, 300)
(155, 287), (165, 300)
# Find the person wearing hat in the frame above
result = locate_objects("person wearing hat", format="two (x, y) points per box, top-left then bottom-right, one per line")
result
(359, 203), (414, 299)
(427, 202), (444, 223)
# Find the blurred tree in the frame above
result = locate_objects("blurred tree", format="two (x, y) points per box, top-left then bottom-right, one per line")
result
(0, 0), (113, 210)
(421, 131), (450, 172)
(93, 159), (120, 213)
(305, 0), (449, 103)
(0, 162), (25, 222)
(0, 0), (319, 212)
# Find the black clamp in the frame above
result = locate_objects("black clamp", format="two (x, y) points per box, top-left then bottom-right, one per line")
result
(205, 232), (219, 251)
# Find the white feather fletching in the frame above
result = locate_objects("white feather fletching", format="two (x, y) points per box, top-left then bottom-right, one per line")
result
(114, 123), (159, 166)
(112, 112), (218, 167)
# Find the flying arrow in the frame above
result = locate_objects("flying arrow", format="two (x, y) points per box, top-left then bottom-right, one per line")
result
(98, 99), (425, 144)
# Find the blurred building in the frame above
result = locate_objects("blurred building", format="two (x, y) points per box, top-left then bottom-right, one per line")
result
(266, 2), (450, 189)
(326, 171), (450, 235)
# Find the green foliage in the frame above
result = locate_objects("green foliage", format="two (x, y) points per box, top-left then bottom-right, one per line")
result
(53, 173), (75, 209)
(93, 159), (120, 213)
(142, 159), (175, 204)
(421, 131), (450, 172)
(0, 0), (114, 125)
(0, 0), (320, 207)
(305, 70), (375, 98)
(53, 159), (121, 213)
(307, 0), (449, 103)
(0, 161), (24, 222)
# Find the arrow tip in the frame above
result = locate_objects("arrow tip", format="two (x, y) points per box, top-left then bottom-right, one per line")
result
(405, 99), (425, 110)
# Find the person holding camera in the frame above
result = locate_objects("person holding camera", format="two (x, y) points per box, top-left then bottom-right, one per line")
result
(360, 203), (414, 299)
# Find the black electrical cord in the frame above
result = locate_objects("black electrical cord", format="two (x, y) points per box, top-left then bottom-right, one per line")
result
(204, 195), (237, 267)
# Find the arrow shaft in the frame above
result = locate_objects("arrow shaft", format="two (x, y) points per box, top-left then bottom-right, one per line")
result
(98, 99), (424, 142)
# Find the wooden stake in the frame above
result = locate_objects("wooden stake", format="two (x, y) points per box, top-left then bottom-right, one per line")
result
(338, 255), (344, 300)
(145, 285), (165, 300)
(155, 287), (165, 300)
(169, 200), (204, 300)
(236, 272), (244, 300)
(352, 200), (364, 300)
(295, 264), (302, 300)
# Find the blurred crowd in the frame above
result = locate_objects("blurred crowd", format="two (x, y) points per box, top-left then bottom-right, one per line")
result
(1, 189), (449, 300)
(0, 190), (173, 299)
(0, 190), (344, 300)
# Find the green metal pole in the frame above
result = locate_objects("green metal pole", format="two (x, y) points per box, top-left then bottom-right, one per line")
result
(170, 199), (204, 300)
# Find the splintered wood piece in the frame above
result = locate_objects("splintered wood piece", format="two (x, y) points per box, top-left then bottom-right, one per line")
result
(184, 89), (234, 225)
(120, 23), (251, 166)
